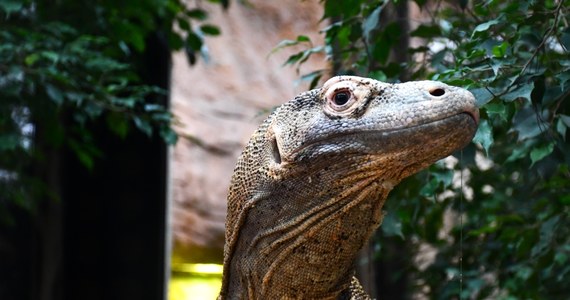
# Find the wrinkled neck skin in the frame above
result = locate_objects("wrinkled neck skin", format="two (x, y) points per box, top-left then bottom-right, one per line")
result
(222, 152), (415, 299)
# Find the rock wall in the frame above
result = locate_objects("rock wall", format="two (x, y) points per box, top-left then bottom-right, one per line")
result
(169, 0), (326, 263)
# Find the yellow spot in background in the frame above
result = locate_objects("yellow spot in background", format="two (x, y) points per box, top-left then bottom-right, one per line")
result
(169, 264), (223, 300)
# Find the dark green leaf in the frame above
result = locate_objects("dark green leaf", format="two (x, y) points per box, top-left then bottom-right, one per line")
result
(471, 87), (494, 106)
(382, 212), (404, 239)
(556, 70), (570, 91)
(484, 102), (508, 122)
(531, 215), (560, 257)
(186, 33), (203, 50)
(491, 42), (508, 58)
(362, 5), (383, 44)
(25, 53), (40, 66)
(413, 0), (427, 7)
(557, 118), (567, 139)
(160, 127), (178, 145)
(420, 177), (440, 198)
(530, 142), (554, 167)
(472, 19), (500, 38)
(133, 116), (153, 137)
(106, 113), (129, 138)
(411, 24), (441, 38)
(177, 18), (191, 31)
(511, 107), (548, 141)
(200, 24), (221, 36)
(473, 119), (493, 155)
(45, 84), (64, 105)
(502, 82), (534, 102)
(186, 8), (208, 20)
(0, 134), (20, 151)
(0, 0), (23, 16)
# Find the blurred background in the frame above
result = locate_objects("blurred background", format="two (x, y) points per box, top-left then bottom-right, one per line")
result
(1, 0), (569, 300)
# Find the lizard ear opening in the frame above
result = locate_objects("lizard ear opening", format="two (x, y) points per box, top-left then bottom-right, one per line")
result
(270, 135), (282, 165)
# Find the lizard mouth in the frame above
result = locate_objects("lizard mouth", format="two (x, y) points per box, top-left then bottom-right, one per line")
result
(289, 111), (479, 161)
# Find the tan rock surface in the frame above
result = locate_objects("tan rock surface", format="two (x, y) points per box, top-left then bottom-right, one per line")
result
(169, 0), (326, 263)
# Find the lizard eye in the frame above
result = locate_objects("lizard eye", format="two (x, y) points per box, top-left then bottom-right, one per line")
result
(333, 91), (350, 105)
(329, 89), (354, 110)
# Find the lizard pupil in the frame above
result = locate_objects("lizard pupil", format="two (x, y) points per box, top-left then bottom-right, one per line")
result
(333, 91), (350, 106)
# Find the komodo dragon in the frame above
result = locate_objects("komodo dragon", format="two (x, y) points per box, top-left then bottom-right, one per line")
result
(218, 75), (479, 299)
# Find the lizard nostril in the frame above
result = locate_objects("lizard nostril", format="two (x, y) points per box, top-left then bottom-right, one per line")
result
(429, 88), (446, 97)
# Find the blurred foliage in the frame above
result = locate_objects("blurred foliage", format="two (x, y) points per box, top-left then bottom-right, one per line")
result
(280, 0), (569, 298)
(0, 0), (224, 223)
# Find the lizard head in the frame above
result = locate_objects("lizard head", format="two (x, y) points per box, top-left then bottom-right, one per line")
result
(268, 75), (479, 181)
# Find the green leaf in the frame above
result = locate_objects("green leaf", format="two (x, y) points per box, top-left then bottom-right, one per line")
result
(502, 82), (534, 102)
(469, 223), (500, 236)
(560, 115), (570, 127)
(0, 134), (20, 151)
(133, 116), (153, 137)
(25, 53), (40, 66)
(473, 119), (493, 155)
(297, 70), (323, 89)
(283, 52), (304, 66)
(557, 118), (567, 139)
(506, 140), (533, 163)
(511, 107), (548, 141)
(485, 102), (508, 122)
(491, 42), (509, 58)
(530, 142), (554, 167)
(382, 212), (404, 239)
(270, 35), (312, 55)
(472, 19), (500, 38)
(41, 51), (59, 63)
(471, 87), (494, 106)
(45, 84), (64, 105)
(368, 70), (387, 82)
(106, 113), (129, 138)
(144, 104), (164, 112)
(531, 215), (560, 257)
(516, 265), (533, 281)
(296, 35), (310, 43)
(362, 5), (383, 44)
(420, 177), (440, 198)
(169, 33), (185, 50)
(177, 18), (191, 31)
(186, 33), (203, 50)
(413, 0), (427, 7)
(560, 194), (570, 205)
(85, 57), (127, 71)
(556, 70), (570, 91)
(186, 8), (208, 20)
(324, 0), (359, 18)
(0, 0), (23, 16)
(411, 24), (441, 38)
(200, 24), (221, 36)
(160, 127), (178, 145)
(561, 27), (570, 50)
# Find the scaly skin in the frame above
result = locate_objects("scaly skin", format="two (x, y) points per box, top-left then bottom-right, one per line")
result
(219, 76), (479, 299)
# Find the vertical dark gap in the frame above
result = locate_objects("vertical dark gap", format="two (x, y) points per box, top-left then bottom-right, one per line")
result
(61, 32), (170, 300)
(394, 0), (410, 81)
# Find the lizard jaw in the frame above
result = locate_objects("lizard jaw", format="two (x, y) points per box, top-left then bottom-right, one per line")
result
(288, 111), (478, 163)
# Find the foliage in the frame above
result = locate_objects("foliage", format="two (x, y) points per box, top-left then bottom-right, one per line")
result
(0, 0), (223, 223)
(280, 0), (570, 298)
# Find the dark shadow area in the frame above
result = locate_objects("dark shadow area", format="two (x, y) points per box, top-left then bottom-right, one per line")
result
(0, 33), (170, 300)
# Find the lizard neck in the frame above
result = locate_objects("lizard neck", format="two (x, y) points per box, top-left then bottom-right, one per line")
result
(224, 161), (398, 299)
